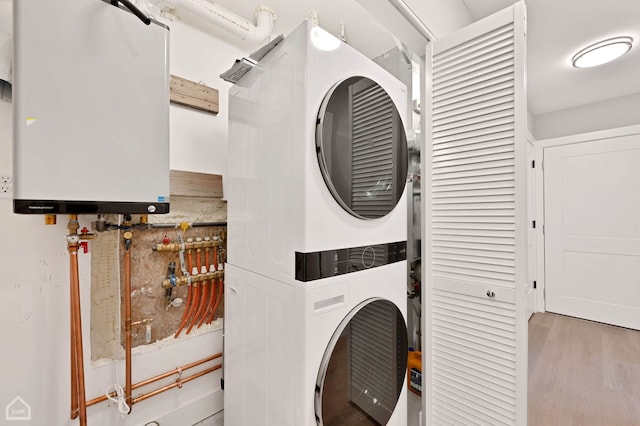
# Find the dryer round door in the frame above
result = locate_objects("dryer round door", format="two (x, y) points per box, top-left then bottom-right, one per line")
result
(316, 76), (408, 220)
(315, 298), (408, 425)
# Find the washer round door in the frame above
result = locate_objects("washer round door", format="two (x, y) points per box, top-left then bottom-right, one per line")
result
(315, 298), (408, 425)
(316, 76), (408, 220)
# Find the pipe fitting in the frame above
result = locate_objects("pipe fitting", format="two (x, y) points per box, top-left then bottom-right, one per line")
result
(153, 239), (221, 252)
(67, 215), (79, 235)
(66, 235), (80, 245)
(123, 231), (133, 251)
(161, 271), (224, 288)
(131, 318), (153, 327)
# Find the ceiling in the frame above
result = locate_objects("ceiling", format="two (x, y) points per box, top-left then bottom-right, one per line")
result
(462, 0), (640, 115)
(3, 0), (639, 116)
(209, 0), (640, 117)
(212, 0), (401, 60)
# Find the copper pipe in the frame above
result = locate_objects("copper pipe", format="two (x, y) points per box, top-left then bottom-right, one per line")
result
(133, 364), (222, 405)
(68, 241), (87, 426)
(201, 277), (218, 328)
(174, 249), (194, 337)
(70, 249), (78, 420)
(189, 281), (208, 333)
(197, 250), (214, 329)
(86, 353), (222, 407)
(187, 249), (193, 281)
(182, 283), (200, 335)
(196, 243), (202, 273)
(213, 245), (219, 272)
(207, 277), (223, 325)
(189, 246), (208, 332)
(181, 242), (200, 335)
(174, 283), (192, 338)
(123, 231), (133, 412)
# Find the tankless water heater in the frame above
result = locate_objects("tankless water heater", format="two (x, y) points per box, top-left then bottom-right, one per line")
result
(13, 0), (170, 214)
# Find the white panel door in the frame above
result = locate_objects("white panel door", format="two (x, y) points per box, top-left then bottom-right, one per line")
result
(424, 2), (528, 425)
(545, 133), (640, 330)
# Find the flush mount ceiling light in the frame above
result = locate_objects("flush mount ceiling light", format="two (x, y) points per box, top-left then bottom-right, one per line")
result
(572, 36), (633, 68)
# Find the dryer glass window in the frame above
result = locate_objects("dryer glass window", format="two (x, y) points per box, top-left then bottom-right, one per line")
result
(317, 77), (408, 220)
(315, 299), (408, 425)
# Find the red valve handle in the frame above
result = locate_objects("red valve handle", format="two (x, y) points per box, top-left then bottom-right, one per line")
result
(80, 241), (89, 254)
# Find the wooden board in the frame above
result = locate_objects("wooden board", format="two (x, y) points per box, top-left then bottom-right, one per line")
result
(170, 74), (219, 114)
(170, 170), (223, 199)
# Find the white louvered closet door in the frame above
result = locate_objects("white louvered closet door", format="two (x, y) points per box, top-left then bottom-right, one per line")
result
(424, 3), (528, 425)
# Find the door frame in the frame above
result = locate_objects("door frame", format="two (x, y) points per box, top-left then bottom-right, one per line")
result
(526, 132), (537, 318)
(534, 124), (640, 314)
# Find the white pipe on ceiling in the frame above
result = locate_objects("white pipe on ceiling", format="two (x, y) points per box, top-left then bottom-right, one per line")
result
(166, 0), (277, 44)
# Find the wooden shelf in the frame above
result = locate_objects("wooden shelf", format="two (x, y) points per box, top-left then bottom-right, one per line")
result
(170, 75), (219, 115)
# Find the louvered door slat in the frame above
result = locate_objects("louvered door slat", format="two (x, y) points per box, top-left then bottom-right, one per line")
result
(435, 57), (514, 93)
(433, 78), (513, 110)
(434, 353), (516, 391)
(434, 46), (514, 84)
(435, 143), (514, 162)
(434, 24), (514, 66)
(434, 100), (514, 127)
(433, 369), (516, 411)
(426, 3), (527, 425)
(433, 65), (515, 99)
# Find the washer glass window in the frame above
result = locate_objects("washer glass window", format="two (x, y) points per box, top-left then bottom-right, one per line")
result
(316, 77), (408, 220)
(315, 298), (408, 425)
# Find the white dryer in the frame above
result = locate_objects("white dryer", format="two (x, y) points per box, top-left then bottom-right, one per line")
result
(225, 19), (410, 426)
(227, 19), (409, 284)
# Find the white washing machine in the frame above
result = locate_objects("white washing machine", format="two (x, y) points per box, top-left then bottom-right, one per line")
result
(225, 19), (410, 426)
(227, 19), (409, 284)
(224, 262), (408, 426)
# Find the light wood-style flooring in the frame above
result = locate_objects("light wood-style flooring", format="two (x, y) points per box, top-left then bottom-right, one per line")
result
(529, 312), (640, 425)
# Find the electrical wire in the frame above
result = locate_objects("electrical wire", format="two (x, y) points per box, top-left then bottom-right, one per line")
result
(105, 383), (130, 418)
(106, 358), (130, 418)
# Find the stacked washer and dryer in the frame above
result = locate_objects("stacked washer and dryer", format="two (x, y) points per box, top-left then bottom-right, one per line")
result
(225, 20), (410, 425)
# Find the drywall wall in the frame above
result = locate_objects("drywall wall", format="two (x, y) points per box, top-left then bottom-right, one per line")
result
(533, 91), (640, 140)
(0, 0), (480, 423)
(357, 0), (473, 56)
(0, 12), (245, 425)
(403, 0), (473, 38)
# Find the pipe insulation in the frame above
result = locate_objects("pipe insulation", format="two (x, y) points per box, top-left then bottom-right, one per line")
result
(166, 0), (276, 44)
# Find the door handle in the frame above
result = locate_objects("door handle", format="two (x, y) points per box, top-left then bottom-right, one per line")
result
(486, 290), (496, 298)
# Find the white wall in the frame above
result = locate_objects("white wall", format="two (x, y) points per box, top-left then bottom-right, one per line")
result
(0, 10), (247, 425)
(403, 0), (473, 38)
(533, 91), (640, 140)
(0, 0), (479, 423)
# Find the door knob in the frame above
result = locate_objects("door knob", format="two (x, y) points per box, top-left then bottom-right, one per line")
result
(486, 290), (495, 298)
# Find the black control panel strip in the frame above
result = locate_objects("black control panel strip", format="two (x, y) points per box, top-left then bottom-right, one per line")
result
(295, 241), (406, 282)
(14, 200), (170, 215)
